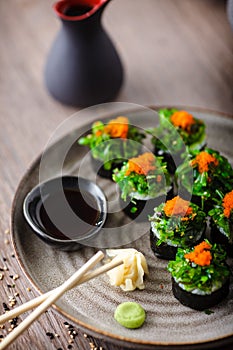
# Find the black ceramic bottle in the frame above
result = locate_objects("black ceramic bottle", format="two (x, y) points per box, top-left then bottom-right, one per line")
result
(44, 0), (123, 107)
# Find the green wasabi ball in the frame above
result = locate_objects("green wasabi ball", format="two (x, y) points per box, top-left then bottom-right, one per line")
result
(114, 302), (146, 329)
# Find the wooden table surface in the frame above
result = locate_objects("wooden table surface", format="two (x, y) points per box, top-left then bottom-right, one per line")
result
(0, 0), (233, 349)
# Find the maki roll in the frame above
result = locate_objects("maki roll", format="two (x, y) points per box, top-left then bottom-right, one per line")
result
(78, 116), (145, 179)
(113, 152), (171, 221)
(168, 241), (230, 310)
(209, 190), (233, 257)
(176, 148), (233, 211)
(148, 109), (206, 174)
(149, 196), (206, 260)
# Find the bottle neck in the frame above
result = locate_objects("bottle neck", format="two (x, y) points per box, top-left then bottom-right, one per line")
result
(60, 11), (103, 35)
(55, 0), (109, 34)
(54, 0), (109, 23)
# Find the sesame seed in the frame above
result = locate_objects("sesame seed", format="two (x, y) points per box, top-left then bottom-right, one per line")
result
(4, 239), (9, 245)
(0, 274), (4, 280)
(4, 229), (10, 235)
(3, 302), (9, 311)
(83, 333), (88, 338)
(46, 332), (55, 340)
(13, 275), (19, 281)
(11, 317), (18, 326)
(26, 287), (31, 292)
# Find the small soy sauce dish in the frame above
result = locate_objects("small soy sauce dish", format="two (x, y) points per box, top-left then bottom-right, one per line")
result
(23, 176), (107, 251)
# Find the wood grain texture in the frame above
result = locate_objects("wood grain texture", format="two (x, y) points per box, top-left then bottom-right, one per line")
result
(0, 0), (232, 349)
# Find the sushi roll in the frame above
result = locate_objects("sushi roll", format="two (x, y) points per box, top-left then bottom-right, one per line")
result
(148, 109), (206, 174)
(78, 116), (145, 179)
(149, 196), (206, 260)
(167, 241), (230, 310)
(175, 148), (233, 212)
(113, 152), (172, 221)
(209, 190), (233, 257)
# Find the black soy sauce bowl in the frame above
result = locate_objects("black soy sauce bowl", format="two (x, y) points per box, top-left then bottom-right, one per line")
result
(23, 176), (107, 251)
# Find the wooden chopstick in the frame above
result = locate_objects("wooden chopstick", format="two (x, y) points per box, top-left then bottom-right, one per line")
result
(0, 255), (123, 324)
(0, 251), (123, 350)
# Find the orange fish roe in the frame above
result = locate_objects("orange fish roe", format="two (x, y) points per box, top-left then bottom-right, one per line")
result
(223, 190), (233, 218)
(125, 153), (156, 176)
(163, 196), (193, 217)
(104, 116), (129, 139)
(170, 110), (195, 132)
(191, 151), (219, 173)
(95, 130), (102, 137)
(184, 241), (212, 266)
(93, 121), (104, 136)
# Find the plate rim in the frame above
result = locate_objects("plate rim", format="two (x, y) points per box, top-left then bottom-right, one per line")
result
(11, 106), (233, 349)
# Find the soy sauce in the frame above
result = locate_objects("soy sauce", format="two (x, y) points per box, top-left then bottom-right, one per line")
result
(38, 189), (100, 240)
(64, 5), (92, 16)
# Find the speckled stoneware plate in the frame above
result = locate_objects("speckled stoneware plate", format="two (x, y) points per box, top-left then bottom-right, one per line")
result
(11, 107), (233, 350)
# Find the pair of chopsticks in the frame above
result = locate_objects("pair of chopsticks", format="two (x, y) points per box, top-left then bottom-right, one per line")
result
(0, 251), (122, 350)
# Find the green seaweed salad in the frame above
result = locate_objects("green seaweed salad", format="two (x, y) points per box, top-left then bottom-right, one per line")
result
(209, 190), (233, 244)
(112, 152), (170, 201)
(148, 108), (206, 154)
(176, 148), (233, 202)
(168, 241), (230, 294)
(149, 196), (206, 247)
(78, 116), (145, 170)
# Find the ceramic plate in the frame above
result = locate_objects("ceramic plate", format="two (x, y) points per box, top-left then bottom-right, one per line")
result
(11, 107), (233, 349)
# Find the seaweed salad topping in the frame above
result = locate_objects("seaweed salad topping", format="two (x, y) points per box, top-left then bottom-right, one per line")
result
(149, 196), (206, 247)
(209, 190), (233, 243)
(168, 240), (230, 294)
(78, 116), (145, 170)
(113, 152), (170, 201)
